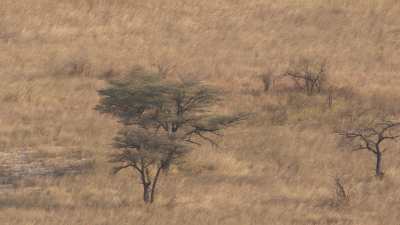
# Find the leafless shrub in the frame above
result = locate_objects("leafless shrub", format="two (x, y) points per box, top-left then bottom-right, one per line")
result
(282, 58), (327, 95)
(320, 175), (350, 209)
(333, 176), (349, 206)
(259, 71), (274, 92)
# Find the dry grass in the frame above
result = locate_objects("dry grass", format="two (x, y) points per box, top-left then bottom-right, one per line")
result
(1, 0), (400, 224)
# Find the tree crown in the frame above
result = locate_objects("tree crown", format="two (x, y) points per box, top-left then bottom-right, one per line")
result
(96, 68), (245, 146)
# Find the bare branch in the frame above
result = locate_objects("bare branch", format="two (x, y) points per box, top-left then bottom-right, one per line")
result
(351, 145), (368, 152)
(112, 164), (132, 174)
(184, 139), (201, 146)
(337, 119), (400, 177)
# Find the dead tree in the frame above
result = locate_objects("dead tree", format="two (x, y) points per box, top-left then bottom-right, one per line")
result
(337, 121), (400, 178)
(283, 61), (327, 95)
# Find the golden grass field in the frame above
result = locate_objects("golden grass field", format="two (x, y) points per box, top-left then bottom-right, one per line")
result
(1, 0), (400, 224)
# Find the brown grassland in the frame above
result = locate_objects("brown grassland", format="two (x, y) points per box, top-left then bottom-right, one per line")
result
(1, 0), (400, 224)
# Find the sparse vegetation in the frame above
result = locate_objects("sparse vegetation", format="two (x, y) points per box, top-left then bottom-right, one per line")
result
(283, 58), (327, 95)
(2, 0), (400, 224)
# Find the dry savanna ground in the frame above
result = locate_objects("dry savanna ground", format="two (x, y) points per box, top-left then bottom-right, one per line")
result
(1, 0), (400, 224)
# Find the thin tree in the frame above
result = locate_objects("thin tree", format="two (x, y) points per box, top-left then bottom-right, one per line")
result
(96, 67), (246, 203)
(337, 120), (400, 178)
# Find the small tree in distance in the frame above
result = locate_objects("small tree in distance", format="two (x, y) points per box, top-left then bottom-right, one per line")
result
(337, 120), (400, 178)
(283, 58), (327, 95)
(96, 67), (246, 203)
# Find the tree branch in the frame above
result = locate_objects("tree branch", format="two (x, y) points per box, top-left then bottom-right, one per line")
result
(112, 164), (132, 174)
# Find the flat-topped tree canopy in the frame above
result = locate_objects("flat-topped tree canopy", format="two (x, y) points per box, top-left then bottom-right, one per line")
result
(96, 67), (246, 145)
(95, 66), (247, 203)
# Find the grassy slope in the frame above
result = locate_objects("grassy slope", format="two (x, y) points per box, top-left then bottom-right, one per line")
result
(1, 0), (400, 224)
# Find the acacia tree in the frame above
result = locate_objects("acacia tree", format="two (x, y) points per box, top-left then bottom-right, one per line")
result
(337, 121), (400, 178)
(111, 128), (186, 203)
(96, 67), (245, 203)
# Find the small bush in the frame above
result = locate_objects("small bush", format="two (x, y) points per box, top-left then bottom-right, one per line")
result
(259, 72), (273, 92)
(333, 176), (349, 206)
(283, 58), (327, 95)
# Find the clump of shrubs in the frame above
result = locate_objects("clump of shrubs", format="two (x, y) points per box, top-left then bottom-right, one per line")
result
(259, 58), (364, 126)
(282, 58), (327, 96)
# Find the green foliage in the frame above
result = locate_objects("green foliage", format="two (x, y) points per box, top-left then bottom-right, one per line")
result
(96, 67), (243, 144)
(96, 67), (245, 203)
(111, 127), (187, 172)
(95, 68), (168, 125)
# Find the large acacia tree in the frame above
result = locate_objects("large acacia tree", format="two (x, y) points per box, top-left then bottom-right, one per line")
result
(96, 67), (245, 203)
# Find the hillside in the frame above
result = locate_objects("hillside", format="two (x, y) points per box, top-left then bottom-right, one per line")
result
(1, 0), (400, 224)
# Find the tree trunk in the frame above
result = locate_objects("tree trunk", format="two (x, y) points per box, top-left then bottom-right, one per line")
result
(143, 183), (151, 203)
(138, 164), (152, 204)
(150, 166), (162, 203)
(375, 152), (383, 178)
(327, 92), (333, 109)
